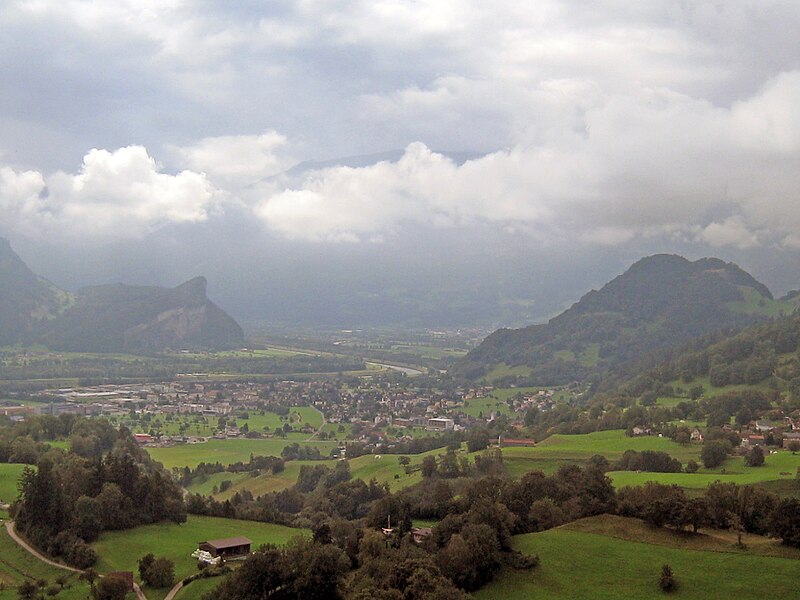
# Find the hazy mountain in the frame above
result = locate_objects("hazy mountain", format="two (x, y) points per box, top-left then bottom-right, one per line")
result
(451, 254), (799, 384)
(0, 239), (243, 352)
(0, 238), (73, 345)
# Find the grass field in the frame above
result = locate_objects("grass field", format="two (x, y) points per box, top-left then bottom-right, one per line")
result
(174, 575), (222, 599)
(475, 515), (800, 599)
(124, 406), (323, 438)
(147, 438), (340, 469)
(482, 363), (532, 382)
(0, 524), (94, 599)
(460, 397), (512, 418)
(497, 430), (701, 477)
(610, 449), (800, 489)
(0, 464), (27, 504)
(93, 515), (308, 600)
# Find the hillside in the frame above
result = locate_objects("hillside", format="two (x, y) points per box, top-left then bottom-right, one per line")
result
(0, 238), (73, 345)
(0, 239), (243, 352)
(452, 254), (798, 385)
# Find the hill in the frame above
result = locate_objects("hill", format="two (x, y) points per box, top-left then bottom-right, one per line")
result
(452, 254), (798, 384)
(0, 239), (243, 352)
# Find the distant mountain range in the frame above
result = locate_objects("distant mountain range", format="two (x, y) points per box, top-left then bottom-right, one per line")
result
(451, 254), (800, 384)
(0, 239), (243, 352)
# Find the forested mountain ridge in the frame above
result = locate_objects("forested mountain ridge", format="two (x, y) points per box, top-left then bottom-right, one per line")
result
(451, 254), (799, 385)
(0, 239), (243, 352)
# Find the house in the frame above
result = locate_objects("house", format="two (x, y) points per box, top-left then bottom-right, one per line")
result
(412, 527), (432, 544)
(133, 433), (153, 445)
(783, 431), (800, 448)
(198, 536), (253, 558)
(690, 428), (704, 443)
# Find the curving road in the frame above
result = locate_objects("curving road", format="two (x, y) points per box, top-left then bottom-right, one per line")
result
(4, 520), (148, 600)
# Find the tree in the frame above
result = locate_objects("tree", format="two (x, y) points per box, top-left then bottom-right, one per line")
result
(770, 498), (800, 547)
(93, 576), (129, 600)
(685, 459), (699, 473)
(659, 564), (676, 592)
(421, 456), (437, 478)
(701, 440), (730, 469)
(140, 556), (174, 588)
(17, 580), (38, 600)
(398, 456), (411, 468)
(466, 429), (489, 453)
(745, 446), (765, 467)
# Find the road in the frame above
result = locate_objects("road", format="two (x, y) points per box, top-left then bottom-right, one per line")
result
(4, 520), (148, 600)
(367, 362), (424, 376)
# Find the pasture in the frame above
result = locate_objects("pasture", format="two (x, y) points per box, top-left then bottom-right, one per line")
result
(476, 515), (800, 600)
(610, 449), (800, 489)
(0, 526), (93, 599)
(496, 430), (701, 477)
(93, 515), (308, 600)
(146, 437), (340, 469)
(0, 464), (27, 504)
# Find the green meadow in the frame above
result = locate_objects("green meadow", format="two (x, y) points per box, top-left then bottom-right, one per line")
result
(0, 464), (27, 504)
(147, 437), (340, 469)
(476, 515), (800, 600)
(610, 449), (800, 489)
(0, 525), (94, 599)
(93, 515), (308, 600)
(497, 430), (701, 477)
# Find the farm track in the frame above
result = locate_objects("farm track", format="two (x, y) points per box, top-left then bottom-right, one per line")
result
(4, 521), (148, 600)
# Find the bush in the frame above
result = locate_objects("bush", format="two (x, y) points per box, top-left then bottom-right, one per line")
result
(685, 459), (699, 473)
(659, 564), (676, 593)
(93, 575), (129, 600)
(745, 446), (765, 467)
(139, 555), (175, 588)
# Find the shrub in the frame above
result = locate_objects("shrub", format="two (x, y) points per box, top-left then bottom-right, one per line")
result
(659, 564), (676, 593)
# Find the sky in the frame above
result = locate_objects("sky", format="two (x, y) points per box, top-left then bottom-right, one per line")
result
(1, 1), (800, 327)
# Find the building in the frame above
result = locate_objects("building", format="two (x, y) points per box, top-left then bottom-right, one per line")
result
(411, 527), (432, 544)
(499, 438), (536, 448)
(426, 417), (455, 431)
(198, 536), (253, 558)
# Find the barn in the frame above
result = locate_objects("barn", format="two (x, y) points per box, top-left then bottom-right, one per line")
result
(198, 536), (253, 558)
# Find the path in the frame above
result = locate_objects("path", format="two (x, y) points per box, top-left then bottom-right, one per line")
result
(4, 520), (148, 600)
(164, 580), (184, 600)
(305, 407), (326, 442)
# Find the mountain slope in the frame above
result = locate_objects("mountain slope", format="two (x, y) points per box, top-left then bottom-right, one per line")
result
(40, 276), (244, 352)
(451, 254), (797, 384)
(0, 239), (243, 352)
(0, 238), (73, 345)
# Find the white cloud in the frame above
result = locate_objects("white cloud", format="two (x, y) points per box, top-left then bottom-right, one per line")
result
(0, 146), (218, 241)
(254, 71), (800, 247)
(170, 130), (293, 188)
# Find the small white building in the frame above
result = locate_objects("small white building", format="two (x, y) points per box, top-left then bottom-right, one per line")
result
(427, 417), (455, 431)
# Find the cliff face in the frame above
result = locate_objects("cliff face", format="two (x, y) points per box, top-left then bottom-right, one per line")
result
(0, 239), (243, 352)
(42, 276), (245, 352)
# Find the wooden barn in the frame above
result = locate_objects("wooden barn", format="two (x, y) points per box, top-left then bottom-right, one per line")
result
(198, 536), (253, 558)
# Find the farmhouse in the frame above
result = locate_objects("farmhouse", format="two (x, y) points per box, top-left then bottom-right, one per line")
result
(198, 536), (253, 558)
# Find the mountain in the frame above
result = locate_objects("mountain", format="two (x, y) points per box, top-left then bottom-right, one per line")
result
(451, 254), (799, 385)
(0, 238), (73, 345)
(0, 239), (243, 352)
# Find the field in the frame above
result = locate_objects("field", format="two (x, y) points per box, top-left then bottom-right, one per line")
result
(174, 575), (221, 599)
(147, 437), (340, 469)
(122, 406), (323, 438)
(482, 363), (532, 382)
(0, 524), (94, 599)
(459, 397), (512, 418)
(476, 515), (800, 599)
(93, 515), (308, 600)
(0, 464), (27, 504)
(497, 430), (701, 477)
(212, 445), (455, 500)
(610, 449), (800, 489)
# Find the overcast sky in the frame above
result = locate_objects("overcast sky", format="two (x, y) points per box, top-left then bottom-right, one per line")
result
(1, 1), (799, 325)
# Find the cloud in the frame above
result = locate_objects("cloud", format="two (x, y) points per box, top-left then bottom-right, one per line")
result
(254, 71), (800, 247)
(0, 146), (217, 241)
(170, 130), (293, 188)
